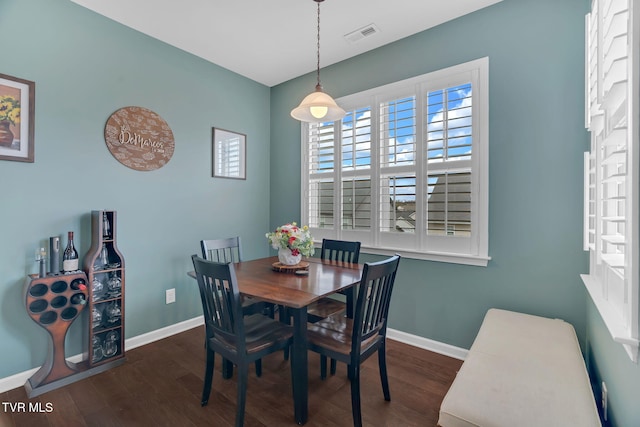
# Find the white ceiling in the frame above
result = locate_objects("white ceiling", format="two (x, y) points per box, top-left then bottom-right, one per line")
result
(70, 0), (502, 87)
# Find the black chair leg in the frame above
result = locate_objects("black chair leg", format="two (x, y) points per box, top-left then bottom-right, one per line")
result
(320, 355), (327, 380)
(236, 364), (249, 427)
(201, 348), (215, 406)
(330, 358), (337, 375)
(255, 358), (262, 377)
(280, 305), (290, 361)
(222, 358), (234, 379)
(378, 345), (390, 401)
(349, 364), (362, 427)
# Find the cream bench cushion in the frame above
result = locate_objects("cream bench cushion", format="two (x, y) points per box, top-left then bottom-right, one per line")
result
(438, 308), (601, 427)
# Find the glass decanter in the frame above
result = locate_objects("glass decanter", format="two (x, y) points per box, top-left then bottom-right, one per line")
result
(91, 306), (103, 330)
(106, 301), (121, 324)
(103, 331), (119, 358)
(107, 271), (122, 297)
(91, 335), (104, 363)
(92, 276), (106, 302)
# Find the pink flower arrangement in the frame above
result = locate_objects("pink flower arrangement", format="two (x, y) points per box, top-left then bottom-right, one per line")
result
(266, 222), (315, 257)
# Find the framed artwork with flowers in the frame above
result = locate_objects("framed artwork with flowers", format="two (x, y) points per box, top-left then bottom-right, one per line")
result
(0, 73), (35, 162)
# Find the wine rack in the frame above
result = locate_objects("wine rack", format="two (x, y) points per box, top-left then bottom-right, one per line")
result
(23, 272), (88, 397)
(22, 210), (127, 398)
(83, 210), (126, 367)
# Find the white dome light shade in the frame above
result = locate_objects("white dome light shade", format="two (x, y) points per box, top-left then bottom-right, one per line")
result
(291, 0), (346, 123)
(291, 86), (346, 122)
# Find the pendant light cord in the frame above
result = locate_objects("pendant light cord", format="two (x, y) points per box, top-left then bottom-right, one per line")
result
(316, 0), (322, 90)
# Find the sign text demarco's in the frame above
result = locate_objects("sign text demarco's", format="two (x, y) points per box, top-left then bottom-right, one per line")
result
(118, 125), (165, 154)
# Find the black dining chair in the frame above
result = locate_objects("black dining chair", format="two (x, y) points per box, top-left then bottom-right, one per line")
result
(191, 255), (294, 427)
(311, 239), (361, 375)
(314, 238), (361, 318)
(306, 254), (401, 427)
(201, 237), (275, 379)
(282, 239), (361, 372)
(201, 237), (274, 317)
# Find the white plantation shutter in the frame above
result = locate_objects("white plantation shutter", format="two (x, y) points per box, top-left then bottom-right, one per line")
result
(379, 95), (417, 238)
(585, 1), (601, 130)
(425, 83), (473, 241)
(380, 96), (416, 168)
(584, 151), (597, 251)
(380, 175), (416, 233)
(426, 84), (473, 164)
(341, 109), (372, 231)
(308, 121), (335, 229)
(302, 58), (489, 265)
(342, 177), (372, 230)
(583, 0), (640, 362)
(342, 108), (372, 171)
(427, 172), (472, 237)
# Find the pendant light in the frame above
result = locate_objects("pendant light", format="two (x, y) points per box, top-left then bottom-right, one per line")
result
(291, 0), (345, 123)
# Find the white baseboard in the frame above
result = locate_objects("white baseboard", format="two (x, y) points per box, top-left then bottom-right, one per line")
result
(124, 315), (204, 351)
(0, 317), (465, 394)
(387, 328), (468, 361)
(0, 316), (205, 394)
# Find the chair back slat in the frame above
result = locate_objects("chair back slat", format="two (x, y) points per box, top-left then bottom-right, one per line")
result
(351, 255), (400, 354)
(320, 239), (361, 263)
(191, 255), (245, 350)
(201, 237), (243, 263)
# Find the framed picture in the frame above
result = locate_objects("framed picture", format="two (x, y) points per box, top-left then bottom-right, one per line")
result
(0, 73), (35, 162)
(212, 127), (246, 180)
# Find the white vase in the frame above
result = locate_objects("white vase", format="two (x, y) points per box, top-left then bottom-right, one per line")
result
(278, 248), (302, 265)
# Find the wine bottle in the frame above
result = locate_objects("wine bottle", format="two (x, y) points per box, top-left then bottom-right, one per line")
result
(71, 278), (87, 291)
(63, 231), (79, 272)
(102, 212), (111, 239)
(71, 293), (86, 305)
(100, 243), (109, 267)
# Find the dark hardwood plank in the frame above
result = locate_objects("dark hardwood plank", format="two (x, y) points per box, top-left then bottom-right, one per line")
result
(2, 327), (462, 426)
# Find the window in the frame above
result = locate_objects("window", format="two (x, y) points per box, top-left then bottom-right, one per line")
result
(301, 58), (489, 266)
(583, 0), (639, 362)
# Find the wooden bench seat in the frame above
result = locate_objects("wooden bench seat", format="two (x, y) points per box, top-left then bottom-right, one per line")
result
(438, 309), (601, 427)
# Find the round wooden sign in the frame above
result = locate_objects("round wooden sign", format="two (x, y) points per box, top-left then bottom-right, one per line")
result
(104, 106), (175, 171)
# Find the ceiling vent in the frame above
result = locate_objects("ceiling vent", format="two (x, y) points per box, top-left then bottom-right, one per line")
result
(344, 23), (380, 44)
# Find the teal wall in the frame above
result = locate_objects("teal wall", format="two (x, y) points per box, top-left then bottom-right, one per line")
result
(271, 0), (640, 426)
(586, 301), (640, 425)
(0, 0), (270, 378)
(2, 0), (640, 426)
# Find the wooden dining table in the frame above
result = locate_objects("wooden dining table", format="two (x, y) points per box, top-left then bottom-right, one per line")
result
(188, 255), (363, 425)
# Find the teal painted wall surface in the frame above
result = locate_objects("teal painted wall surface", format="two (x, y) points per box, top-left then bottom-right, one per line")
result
(586, 301), (640, 426)
(0, 0), (270, 378)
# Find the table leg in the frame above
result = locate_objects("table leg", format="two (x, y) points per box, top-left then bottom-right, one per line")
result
(290, 307), (308, 425)
(222, 358), (233, 379)
(346, 287), (355, 319)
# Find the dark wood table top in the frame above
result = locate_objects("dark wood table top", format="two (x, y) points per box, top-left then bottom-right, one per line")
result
(189, 256), (362, 309)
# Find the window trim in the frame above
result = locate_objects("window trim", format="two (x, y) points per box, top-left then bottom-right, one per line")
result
(582, 0), (639, 362)
(301, 57), (490, 266)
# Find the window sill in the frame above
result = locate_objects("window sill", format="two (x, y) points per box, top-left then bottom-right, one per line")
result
(581, 273), (639, 362)
(363, 246), (490, 266)
(312, 241), (489, 266)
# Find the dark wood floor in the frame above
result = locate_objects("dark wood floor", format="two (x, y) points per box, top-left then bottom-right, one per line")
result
(1, 326), (462, 426)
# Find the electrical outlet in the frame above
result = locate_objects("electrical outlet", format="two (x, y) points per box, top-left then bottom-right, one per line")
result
(166, 288), (176, 304)
(601, 381), (608, 422)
